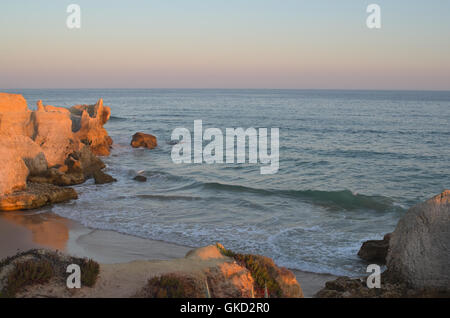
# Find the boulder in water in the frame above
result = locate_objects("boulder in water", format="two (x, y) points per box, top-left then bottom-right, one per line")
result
(131, 132), (157, 149)
(357, 233), (391, 264)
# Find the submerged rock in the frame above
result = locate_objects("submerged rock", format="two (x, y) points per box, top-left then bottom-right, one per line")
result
(0, 183), (78, 211)
(133, 175), (147, 182)
(357, 233), (391, 264)
(131, 132), (157, 149)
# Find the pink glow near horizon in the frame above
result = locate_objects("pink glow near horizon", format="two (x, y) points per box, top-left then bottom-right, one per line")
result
(1, 1), (449, 90)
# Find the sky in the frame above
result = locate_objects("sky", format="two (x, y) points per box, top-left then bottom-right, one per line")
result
(1, 0), (450, 90)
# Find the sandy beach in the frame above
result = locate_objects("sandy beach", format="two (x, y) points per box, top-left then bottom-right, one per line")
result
(0, 209), (336, 297)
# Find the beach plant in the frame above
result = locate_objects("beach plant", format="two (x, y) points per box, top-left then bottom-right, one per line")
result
(142, 273), (205, 298)
(216, 243), (283, 298)
(79, 258), (100, 287)
(0, 249), (101, 297)
(1, 259), (54, 298)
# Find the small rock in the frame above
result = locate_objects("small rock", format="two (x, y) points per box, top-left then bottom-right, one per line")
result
(93, 170), (117, 184)
(357, 233), (391, 264)
(133, 175), (147, 182)
(131, 132), (157, 149)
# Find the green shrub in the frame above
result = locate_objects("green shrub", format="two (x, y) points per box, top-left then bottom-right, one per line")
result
(216, 243), (282, 297)
(1, 259), (54, 297)
(79, 259), (100, 287)
(143, 273), (204, 298)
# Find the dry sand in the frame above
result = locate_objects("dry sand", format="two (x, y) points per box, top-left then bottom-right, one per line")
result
(0, 209), (336, 297)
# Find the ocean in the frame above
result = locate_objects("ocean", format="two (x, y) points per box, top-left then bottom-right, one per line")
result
(9, 89), (450, 276)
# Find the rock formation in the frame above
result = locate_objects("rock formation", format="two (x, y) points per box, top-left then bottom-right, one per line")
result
(319, 190), (450, 298)
(357, 233), (391, 264)
(0, 93), (28, 112)
(385, 190), (450, 291)
(0, 93), (114, 211)
(69, 99), (113, 156)
(131, 132), (157, 149)
(0, 183), (78, 211)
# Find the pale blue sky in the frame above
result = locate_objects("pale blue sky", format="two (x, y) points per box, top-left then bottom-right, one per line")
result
(1, 0), (449, 89)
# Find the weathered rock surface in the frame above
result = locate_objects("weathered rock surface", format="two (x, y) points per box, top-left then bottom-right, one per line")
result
(131, 132), (157, 149)
(357, 233), (391, 264)
(0, 143), (29, 195)
(0, 136), (45, 195)
(316, 274), (450, 298)
(70, 99), (112, 156)
(0, 93), (28, 112)
(316, 276), (410, 298)
(0, 183), (78, 211)
(386, 190), (450, 291)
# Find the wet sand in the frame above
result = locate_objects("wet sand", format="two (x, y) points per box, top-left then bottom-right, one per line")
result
(0, 209), (336, 297)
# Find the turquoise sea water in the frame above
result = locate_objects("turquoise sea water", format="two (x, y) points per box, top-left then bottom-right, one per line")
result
(9, 89), (450, 276)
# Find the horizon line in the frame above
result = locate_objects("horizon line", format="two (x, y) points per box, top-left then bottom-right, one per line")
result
(2, 88), (450, 93)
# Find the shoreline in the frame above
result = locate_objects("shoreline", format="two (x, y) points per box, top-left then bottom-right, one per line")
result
(0, 209), (336, 297)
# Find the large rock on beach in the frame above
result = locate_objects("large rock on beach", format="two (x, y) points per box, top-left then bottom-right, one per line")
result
(385, 190), (450, 291)
(131, 132), (157, 149)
